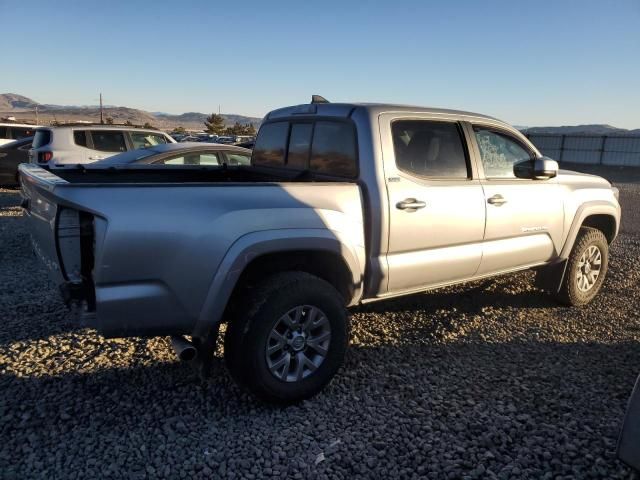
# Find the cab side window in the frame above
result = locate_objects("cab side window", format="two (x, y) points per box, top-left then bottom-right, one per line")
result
(392, 120), (469, 179)
(473, 127), (533, 178)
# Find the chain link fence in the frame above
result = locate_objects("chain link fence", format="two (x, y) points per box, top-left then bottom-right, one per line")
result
(525, 134), (640, 167)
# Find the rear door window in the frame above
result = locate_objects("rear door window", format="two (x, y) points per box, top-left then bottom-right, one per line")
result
(90, 131), (127, 152)
(392, 120), (469, 179)
(33, 130), (52, 148)
(130, 132), (169, 149)
(252, 122), (289, 166)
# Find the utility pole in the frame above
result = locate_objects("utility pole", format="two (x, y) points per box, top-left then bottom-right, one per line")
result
(35, 105), (38, 125)
(100, 93), (104, 124)
(218, 104), (221, 115)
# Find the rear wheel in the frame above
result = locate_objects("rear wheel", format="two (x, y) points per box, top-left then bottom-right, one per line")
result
(556, 227), (609, 306)
(224, 272), (348, 403)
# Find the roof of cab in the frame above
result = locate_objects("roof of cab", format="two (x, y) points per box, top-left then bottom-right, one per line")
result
(266, 102), (503, 124)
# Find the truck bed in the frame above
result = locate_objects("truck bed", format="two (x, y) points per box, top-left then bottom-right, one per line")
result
(50, 164), (297, 184)
(19, 163), (366, 338)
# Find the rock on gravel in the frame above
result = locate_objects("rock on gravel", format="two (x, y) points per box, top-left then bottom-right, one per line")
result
(1, 167), (639, 479)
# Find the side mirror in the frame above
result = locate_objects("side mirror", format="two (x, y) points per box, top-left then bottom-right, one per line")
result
(514, 157), (559, 180)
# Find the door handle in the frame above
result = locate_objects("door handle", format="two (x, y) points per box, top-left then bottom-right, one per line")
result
(396, 198), (426, 211)
(487, 194), (507, 206)
(88, 156), (105, 161)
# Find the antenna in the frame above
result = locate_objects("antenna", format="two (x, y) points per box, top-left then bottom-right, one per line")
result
(100, 93), (104, 124)
(311, 95), (330, 104)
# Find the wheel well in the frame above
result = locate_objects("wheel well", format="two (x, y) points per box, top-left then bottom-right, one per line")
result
(582, 214), (617, 243)
(230, 250), (355, 306)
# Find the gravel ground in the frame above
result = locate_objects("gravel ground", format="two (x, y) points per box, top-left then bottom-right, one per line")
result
(1, 165), (639, 479)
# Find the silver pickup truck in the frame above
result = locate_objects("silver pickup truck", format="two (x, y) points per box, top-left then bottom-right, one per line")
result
(20, 99), (621, 403)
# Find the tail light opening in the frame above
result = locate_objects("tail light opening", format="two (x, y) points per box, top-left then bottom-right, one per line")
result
(56, 208), (96, 310)
(38, 151), (53, 163)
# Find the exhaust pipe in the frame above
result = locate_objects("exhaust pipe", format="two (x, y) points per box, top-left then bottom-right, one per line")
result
(170, 335), (197, 362)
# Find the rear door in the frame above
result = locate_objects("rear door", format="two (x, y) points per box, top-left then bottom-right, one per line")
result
(468, 123), (563, 275)
(380, 115), (486, 293)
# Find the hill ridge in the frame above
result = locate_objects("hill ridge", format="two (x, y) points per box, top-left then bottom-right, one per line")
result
(0, 93), (262, 131)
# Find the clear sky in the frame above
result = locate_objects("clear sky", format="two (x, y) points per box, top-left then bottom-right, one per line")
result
(2, 0), (639, 128)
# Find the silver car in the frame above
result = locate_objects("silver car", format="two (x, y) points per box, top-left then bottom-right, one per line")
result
(91, 142), (251, 167)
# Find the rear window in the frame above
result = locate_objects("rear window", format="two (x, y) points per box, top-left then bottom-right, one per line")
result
(310, 122), (357, 177)
(252, 122), (289, 166)
(287, 123), (313, 169)
(32, 130), (52, 149)
(252, 120), (358, 177)
(0, 127), (7, 138)
(90, 130), (127, 152)
(10, 127), (35, 139)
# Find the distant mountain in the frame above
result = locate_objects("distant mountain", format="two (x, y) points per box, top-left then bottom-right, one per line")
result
(0, 93), (262, 131)
(154, 111), (262, 127)
(0, 93), (39, 110)
(522, 124), (640, 136)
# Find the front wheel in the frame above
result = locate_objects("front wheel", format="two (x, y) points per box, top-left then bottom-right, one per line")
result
(224, 272), (348, 404)
(556, 227), (609, 306)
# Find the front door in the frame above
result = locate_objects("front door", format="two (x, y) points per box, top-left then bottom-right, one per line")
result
(469, 124), (563, 275)
(381, 116), (486, 294)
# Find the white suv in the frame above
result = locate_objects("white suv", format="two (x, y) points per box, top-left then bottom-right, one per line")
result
(29, 125), (175, 166)
(0, 123), (40, 146)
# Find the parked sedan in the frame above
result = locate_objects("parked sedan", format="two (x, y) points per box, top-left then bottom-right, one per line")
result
(0, 136), (33, 186)
(91, 142), (252, 167)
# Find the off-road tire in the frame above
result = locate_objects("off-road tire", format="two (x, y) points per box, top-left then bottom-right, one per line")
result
(556, 227), (609, 306)
(224, 271), (348, 404)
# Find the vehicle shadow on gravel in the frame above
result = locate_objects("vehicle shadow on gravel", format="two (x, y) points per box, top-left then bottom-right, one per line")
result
(354, 273), (561, 316)
(1, 340), (636, 478)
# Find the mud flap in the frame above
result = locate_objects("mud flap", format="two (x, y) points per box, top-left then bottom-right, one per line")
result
(618, 374), (640, 472)
(192, 324), (221, 380)
(534, 259), (568, 293)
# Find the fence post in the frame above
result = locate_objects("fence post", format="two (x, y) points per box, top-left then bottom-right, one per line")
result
(599, 136), (608, 165)
(559, 134), (566, 162)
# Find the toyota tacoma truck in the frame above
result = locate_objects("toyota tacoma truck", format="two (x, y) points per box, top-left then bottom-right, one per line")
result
(20, 98), (621, 403)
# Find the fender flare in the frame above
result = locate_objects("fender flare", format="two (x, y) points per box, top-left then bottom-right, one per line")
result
(559, 201), (620, 259)
(193, 229), (364, 338)
(537, 201), (620, 294)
